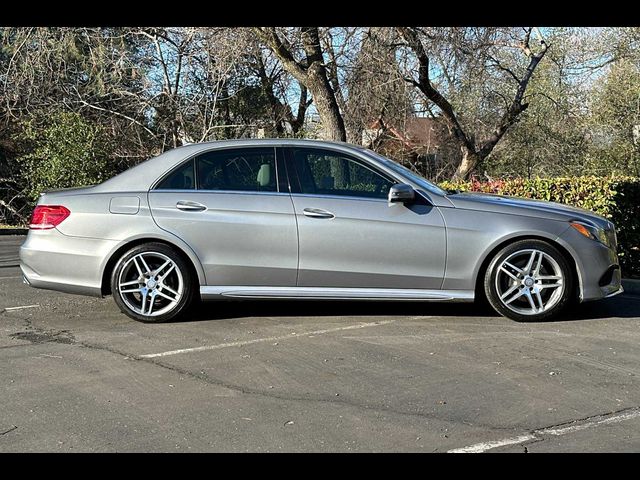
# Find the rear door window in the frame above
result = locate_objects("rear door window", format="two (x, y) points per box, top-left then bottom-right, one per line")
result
(196, 147), (277, 192)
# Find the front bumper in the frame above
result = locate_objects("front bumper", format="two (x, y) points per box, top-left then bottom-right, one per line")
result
(559, 226), (623, 302)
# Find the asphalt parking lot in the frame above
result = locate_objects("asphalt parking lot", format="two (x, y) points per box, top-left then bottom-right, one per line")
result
(1, 235), (640, 452)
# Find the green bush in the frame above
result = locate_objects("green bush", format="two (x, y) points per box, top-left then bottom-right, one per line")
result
(439, 176), (640, 278)
(17, 112), (116, 201)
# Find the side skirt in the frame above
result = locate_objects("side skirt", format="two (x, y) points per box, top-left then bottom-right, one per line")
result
(200, 286), (475, 302)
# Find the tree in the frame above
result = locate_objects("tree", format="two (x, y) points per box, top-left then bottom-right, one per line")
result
(248, 43), (310, 136)
(485, 28), (591, 178)
(397, 27), (550, 180)
(344, 28), (414, 146)
(588, 58), (640, 176)
(252, 27), (347, 141)
(17, 112), (116, 200)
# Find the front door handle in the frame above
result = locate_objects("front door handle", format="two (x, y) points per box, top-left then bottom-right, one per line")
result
(303, 208), (335, 219)
(176, 200), (207, 212)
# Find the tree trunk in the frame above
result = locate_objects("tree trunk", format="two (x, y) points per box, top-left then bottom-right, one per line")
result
(453, 148), (480, 181)
(252, 28), (347, 142)
(306, 67), (347, 142)
(396, 27), (549, 181)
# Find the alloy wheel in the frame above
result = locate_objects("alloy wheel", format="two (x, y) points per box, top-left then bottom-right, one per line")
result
(495, 248), (565, 316)
(117, 251), (184, 317)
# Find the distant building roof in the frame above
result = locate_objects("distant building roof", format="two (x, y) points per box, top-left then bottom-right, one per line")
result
(364, 116), (452, 156)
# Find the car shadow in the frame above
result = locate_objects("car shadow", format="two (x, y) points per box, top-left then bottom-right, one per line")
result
(556, 294), (640, 322)
(184, 298), (488, 322)
(181, 294), (639, 323)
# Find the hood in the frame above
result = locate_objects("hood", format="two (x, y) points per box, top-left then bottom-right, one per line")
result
(446, 192), (612, 229)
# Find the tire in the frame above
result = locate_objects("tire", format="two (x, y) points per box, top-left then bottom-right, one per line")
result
(484, 239), (574, 322)
(110, 242), (194, 323)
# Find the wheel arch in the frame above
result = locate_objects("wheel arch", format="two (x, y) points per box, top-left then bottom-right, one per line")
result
(473, 234), (582, 303)
(100, 234), (205, 296)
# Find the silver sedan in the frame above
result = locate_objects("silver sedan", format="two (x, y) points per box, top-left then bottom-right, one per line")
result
(20, 139), (623, 323)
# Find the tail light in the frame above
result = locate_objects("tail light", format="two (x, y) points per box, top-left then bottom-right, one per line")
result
(29, 205), (71, 230)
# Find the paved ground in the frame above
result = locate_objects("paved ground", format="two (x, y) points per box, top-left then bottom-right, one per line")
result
(1, 235), (639, 452)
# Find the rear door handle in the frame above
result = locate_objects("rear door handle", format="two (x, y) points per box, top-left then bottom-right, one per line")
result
(176, 200), (207, 212)
(303, 208), (335, 219)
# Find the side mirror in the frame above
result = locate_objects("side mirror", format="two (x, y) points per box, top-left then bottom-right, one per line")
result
(388, 183), (415, 205)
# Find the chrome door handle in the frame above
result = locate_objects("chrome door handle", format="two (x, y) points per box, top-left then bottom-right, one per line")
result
(176, 201), (207, 212)
(303, 208), (335, 219)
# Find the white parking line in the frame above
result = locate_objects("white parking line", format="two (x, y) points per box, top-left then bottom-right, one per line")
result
(2, 304), (39, 312)
(538, 409), (640, 436)
(139, 320), (396, 359)
(448, 435), (536, 454)
(449, 408), (640, 453)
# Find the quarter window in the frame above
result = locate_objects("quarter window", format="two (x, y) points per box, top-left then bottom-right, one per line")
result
(156, 160), (195, 190)
(289, 148), (393, 199)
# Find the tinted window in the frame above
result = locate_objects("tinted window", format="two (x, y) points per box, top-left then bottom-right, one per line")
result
(156, 160), (195, 190)
(197, 148), (277, 192)
(290, 148), (393, 199)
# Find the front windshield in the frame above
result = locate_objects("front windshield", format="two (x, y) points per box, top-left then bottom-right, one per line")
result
(364, 150), (448, 196)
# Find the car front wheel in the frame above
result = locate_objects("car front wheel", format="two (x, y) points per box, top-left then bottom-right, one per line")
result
(111, 242), (194, 323)
(484, 239), (574, 322)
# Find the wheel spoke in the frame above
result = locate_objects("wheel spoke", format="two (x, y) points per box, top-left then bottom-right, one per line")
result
(499, 266), (520, 282)
(504, 288), (524, 305)
(132, 257), (144, 276)
(500, 284), (520, 300)
(524, 251), (537, 274)
(534, 289), (545, 311)
(533, 251), (544, 276)
(504, 261), (524, 274)
(160, 283), (180, 297)
(140, 290), (147, 314)
(538, 282), (562, 291)
(523, 289), (537, 312)
(120, 279), (141, 287)
(154, 259), (172, 276)
(147, 294), (155, 315)
(156, 290), (178, 302)
(538, 275), (562, 281)
(158, 264), (176, 281)
(120, 288), (142, 294)
(138, 255), (153, 275)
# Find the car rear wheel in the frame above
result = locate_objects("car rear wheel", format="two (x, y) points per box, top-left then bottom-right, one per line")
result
(111, 243), (194, 323)
(484, 239), (574, 322)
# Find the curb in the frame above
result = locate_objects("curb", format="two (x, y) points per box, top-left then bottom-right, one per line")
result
(622, 278), (640, 296)
(0, 228), (27, 236)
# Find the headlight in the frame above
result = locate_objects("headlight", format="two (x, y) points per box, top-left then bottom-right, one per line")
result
(569, 221), (609, 246)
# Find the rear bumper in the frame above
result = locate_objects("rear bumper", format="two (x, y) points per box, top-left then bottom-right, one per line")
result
(19, 229), (118, 297)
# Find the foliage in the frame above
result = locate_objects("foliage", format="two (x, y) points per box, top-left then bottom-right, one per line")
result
(586, 58), (640, 176)
(439, 176), (640, 278)
(16, 112), (116, 200)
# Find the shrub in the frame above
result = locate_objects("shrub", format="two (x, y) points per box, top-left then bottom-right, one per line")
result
(17, 112), (116, 201)
(439, 176), (640, 278)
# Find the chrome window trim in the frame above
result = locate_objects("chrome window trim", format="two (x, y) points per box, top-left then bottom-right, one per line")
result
(149, 189), (291, 197)
(290, 193), (389, 204)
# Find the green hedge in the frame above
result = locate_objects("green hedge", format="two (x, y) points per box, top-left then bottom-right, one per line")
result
(438, 176), (640, 278)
